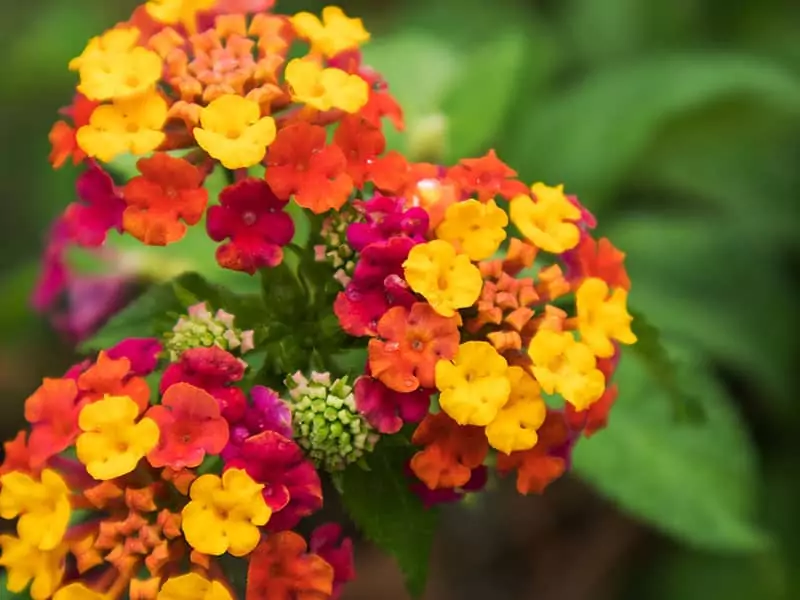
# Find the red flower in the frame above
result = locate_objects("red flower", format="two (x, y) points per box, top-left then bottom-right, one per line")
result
(354, 374), (430, 434)
(309, 524), (355, 600)
(447, 149), (528, 202)
(225, 431), (323, 532)
(122, 153), (208, 245)
(410, 412), (488, 490)
(265, 122), (353, 214)
(78, 351), (150, 414)
(566, 234), (631, 291)
(24, 378), (81, 466)
(246, 532), (334, 600)
(48, 94), (98, 169)
(333, 115), (408, 194)
(565, 355), (619, 436)
(0, 432), (38, 477)
(368, 303), (460, 393)
(63, 163), (125, 247)
(146, 383), (229, 469)
(207, 179), (294, 274)
(333, 273), (415, 337)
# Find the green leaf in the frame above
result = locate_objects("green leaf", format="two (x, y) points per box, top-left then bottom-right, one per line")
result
(340, 441), (439, 598)
(573, 344), (769, 552)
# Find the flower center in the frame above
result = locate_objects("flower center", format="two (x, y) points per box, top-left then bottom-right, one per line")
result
(242, 211), (257, 226)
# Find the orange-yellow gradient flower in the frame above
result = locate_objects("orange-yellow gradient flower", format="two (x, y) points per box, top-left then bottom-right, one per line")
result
(575, 277), (637, 358)
(291, 6), (370, 58)
(0, 469), (71, 550)
(485, 366), (546, 454)
(436, 341), (511, 426)
(285, 59), (369, 114)
(510, 183), (581, 253)
(0, 535), (67, 600)
(157, 573), (233, 600)
(75, 395), (159, 480)
(403, 240), (483, 317)
(435, 199), (508, 261)
(193, 95), (277, 169)
(528, 330), (605, 411)
(181, 468), (270, 557)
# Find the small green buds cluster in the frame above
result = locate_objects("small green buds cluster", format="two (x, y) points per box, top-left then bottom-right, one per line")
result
(285, 371), (379, 472)
(165, 302), (255, 361)
(314, 208), (358, 288)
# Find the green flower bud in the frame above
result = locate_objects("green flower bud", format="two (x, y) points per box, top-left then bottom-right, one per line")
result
(164, 302), (255, 361)
(314, 207), (361, 288)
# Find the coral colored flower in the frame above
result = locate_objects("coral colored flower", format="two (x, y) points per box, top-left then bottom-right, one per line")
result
(403, 240), (483, 317)
(509, 183), (581, 254)
(367, 303), (460, 393)
(193, 95), (277, 169)
(292, 6), (370, 58)
(285, 59), (369, 114)
(346, 195), (428, 251)
(76, 90), (167, 163)
(265, 122), (353, 214)
(435, 199), (508, 261)
(76, 395), (160, 480)
(308, 527), (353, 600)
(182, 468), (270, 556)
(23, 378), (80, 466)
(0, 433), (36, 477)
(78, 351), (151, 413)
(333, 273), (415, 337)
(63, 163), (124, 247)
(122, 153), (209, 246)
(207, 179), (294, 274)
(106, 338), (162, 376)
(76, 45), (162, 101)
(409, 464), (487, 508)
(146, 0), (216, 33)
(410, 412), (488, 490)
(447, 150), (529, 202)
(225, 431), (323, 532)
(354, 375), (430, 434)
(528, 330), (606, 411)
(565, 234), (631, 290)
(0, 469), (71, 550)
(146, 383), (229, 469)
(436, 341), (511, 427)
(157, 573), (233, 600)
(246, 533), (334, 600)
(54, 582), (106, 600)
(576, 277), (637, 358)
(49, 94), (99, 169)
(485, 366), (546, 454)
(0, 535), (67, 600)
(334, 117), (409, 193)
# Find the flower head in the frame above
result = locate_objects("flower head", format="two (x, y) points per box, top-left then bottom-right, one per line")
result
(435, 199), (508, 261)
(485, 366), (546, 454)
(510, 183), (581, 253)
(167, 303), (255, 361)
(291, 6), (370, 58)
(576, 277), (637, 358)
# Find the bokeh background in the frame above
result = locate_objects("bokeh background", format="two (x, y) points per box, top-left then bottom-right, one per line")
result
(1, 0), (798, 598)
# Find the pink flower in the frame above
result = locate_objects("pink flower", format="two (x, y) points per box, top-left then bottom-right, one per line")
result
(32, 218), (71, 311)
(222, 386), (293, 461)
(53, 274), (130, 341)
(354, 375), (430, 434)
(63, 162), (125, 247)
(310, 524), (355, 600)
(207, 179), (294, 274)
(107, 338), (162, 376)
(225, 431), (323, 532)
(409, 465), (488, 508)
(334, 274), (415, 337)
(347, 196), (428, 251)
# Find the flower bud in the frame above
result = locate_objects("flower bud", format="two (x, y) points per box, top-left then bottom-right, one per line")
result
(164, 302), (255, 361)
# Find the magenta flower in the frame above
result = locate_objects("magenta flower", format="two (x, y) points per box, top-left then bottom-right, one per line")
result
(222, 386), (293, 461)
(207, 178), (295, 274)
(106, 338), (162, 376)
(63, 162), (125, 247)
(32, 218), (71, 311)
(53, 274), (130, 341)
(310, 524), (356, 600)
(225, 430), (323, 531)
(351, 236), (415, 286)
(347, 196), (429, 251)
(354, 375), (430, 434)
(334, 273), (415, 337)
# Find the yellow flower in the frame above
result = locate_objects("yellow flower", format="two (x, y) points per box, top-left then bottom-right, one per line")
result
(0, 535), (67, 600)
(146, 0), (216, 33)
(181, 468), (270, 557)
(285, 59), (369, 113)
(69, 27), (141, 71)
(435, 199), (508, 261)
(403, 240), (483, 317)
(77, 45), (162, 102)
(193, 95), (277, 170)
(157, 573), (233, 600)
(485, 366), (547, 454)
(509, 183), (581, 253)
(291, 6), (370, 58)
(54, 583), (105, 600)
(76, 395), (159, 480)
(528, 330), (605, 411)
(436, 341), (511, 426)
(0, 469), (71, 550)
(576, 277), (637, 357)
(76, 89), (167, 163)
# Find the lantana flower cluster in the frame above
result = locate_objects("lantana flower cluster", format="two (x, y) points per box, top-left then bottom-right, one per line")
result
(5, 0), (639, 598)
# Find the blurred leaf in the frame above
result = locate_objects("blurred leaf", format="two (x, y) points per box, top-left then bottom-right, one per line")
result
(574, 345), (768, 552)
(502, 53), (800, 209)
(0, 262), (41, 343)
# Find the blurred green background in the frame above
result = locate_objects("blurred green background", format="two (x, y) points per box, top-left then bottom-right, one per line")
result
(0, 0), (798, 599)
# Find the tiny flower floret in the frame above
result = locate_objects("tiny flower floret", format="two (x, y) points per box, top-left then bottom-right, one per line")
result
(285, 59), (369, 114)
(435, 199), (508, 261)
(146, 0), (217, 33)
(291, 6), (371, 58)
(485, 366), (547, 454)
(576, 277), (637, 358)
(510, 183), (581, 253)
(76, 44), (162, 102)
(0, 535), (67, 600)
(0, 469), (71, 551)
(157, 573), (233, 600)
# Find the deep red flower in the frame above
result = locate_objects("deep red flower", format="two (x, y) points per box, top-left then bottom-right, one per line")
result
(447, 149), (528, 202)
(24, 378), (81, 466)
(346, 195), (428, 251)
(333, 273), (415, 337)
(351, 236), (415, 287)
(207, 179), (294, 274)
(146, 383), (229, 469)
(354, 374), (430, 434)
(309, 524), (355, 600)
(63, 163), (125, 247)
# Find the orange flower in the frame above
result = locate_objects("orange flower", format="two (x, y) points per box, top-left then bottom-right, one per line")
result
(333, 115), (408, 194)
(246, 532), (334, 600)
(367, 303), (460, 394)
(569, 235), (631, 291)
(0, 432), (37, 477)
(447, 149), (528, 202)
(146, 383), (229, 470)
(122, 153), (208, 245)
(410, 412), (488, 490)
(265, 122), (353, 214)
(496, 411), (570, 495)
(78, 351), (150, 414)
(24, 378), (81, 466)
(48, 94), (99, 169)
